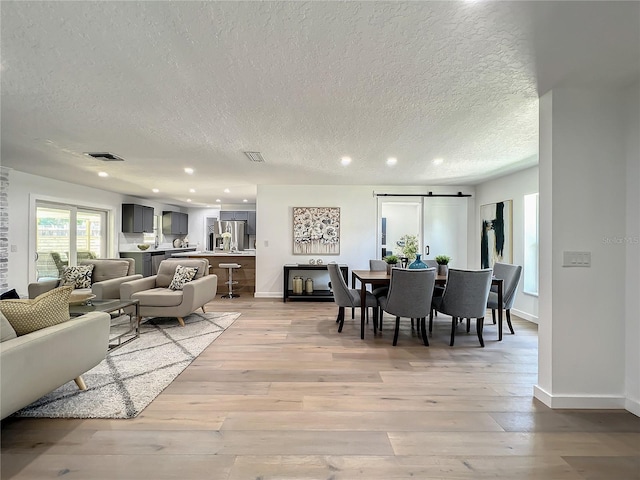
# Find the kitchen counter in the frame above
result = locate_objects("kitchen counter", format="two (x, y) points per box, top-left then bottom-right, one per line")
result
(171, 250), (256, 257)
(119, 247), (197, 254)
(173, 252), (256, 296)
(119, 247), (197, 277)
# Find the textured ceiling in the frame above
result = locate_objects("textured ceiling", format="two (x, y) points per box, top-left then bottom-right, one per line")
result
(1, 1), (638, 206)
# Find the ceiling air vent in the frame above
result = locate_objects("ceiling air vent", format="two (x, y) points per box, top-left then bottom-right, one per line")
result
(84, 152), (125, 161)
(244, 151), (265, 163)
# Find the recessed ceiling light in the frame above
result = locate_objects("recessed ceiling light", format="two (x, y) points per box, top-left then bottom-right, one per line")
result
(433, 158), (444, 165)
(243, 199), (248, 203)
(187, 199), (192, 203)
(184, 167), (194, 174)
(152, 188), (159, 193)
(98, 171), (109, 177)
(216, 199), (221, 203)
(189, 188), (196, 193)
(341, 156), (351, 166)
(386, 157), (397, 166)
(224, 188), (230, 193)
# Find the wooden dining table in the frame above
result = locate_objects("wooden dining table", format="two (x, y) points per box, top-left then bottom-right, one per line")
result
(351, 269), (505, 341)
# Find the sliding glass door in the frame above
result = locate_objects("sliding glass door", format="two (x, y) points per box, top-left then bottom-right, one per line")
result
(35, 202), (107, 280)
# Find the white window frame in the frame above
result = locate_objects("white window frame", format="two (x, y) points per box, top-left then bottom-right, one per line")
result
(29, 194), (116, 283)
(523, 192), (539, 296)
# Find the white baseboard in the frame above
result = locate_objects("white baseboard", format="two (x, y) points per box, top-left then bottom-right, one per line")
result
(511, 308), (538, 324)
(625, 398), (640, 417)
(254, 292), (284, 299)
(534, 385), (626, 410)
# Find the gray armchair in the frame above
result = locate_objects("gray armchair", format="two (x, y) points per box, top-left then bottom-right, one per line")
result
(378, 267), (436, 346)
(430, 268), (492, 347)
(28, 258), (142, 300)
(487, 263), (523, 335)
(327, 263), (378, 337)
(120, 259), (217, 327)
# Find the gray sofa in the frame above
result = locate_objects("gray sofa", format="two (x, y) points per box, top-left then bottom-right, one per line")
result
(0, 310), (110, 419)
(28, 258), (142, 300)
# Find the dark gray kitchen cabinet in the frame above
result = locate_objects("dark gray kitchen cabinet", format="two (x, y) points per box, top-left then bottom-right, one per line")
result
(220, 211), (249, 221)
(162, 211), (188, 235)
(247, 211), (256, 235)
(122, 204), (154, 233)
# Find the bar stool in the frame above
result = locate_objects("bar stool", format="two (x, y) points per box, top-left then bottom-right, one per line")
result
(219, 263), (241, 298)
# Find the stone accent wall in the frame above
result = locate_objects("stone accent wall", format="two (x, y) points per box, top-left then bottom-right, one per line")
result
(0, 167), (8, 291)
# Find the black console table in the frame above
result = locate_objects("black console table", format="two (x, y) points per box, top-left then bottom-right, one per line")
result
(283, 264), (348, 302)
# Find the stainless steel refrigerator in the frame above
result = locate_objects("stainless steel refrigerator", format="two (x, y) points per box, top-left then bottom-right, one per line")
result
(209, 221), (247, 251)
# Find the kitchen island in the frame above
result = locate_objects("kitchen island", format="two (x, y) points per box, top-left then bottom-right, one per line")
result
(171, 250), (255, 296)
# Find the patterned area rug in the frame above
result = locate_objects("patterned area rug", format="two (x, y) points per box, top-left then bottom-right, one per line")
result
(14, 311), (239, 419)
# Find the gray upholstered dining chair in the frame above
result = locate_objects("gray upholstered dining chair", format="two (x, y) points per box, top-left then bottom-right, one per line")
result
(327, 263), (378, 337)
(378, 267), (436, 346)
(424, 259), (438, 269)
(487, 263), (523, 335)
(430, 268), (492, 347)
(369, 259), (390, 300)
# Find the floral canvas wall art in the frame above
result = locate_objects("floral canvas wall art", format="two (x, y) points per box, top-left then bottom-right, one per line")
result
(480, 200), (512, 269)
(293, 207), (340, 255)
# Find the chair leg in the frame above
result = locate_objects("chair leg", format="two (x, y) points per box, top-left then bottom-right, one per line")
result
(379, 307), (384, 331)
(177, 317), (185, 327)
(373, 307), (378, 335)
(410, 318), (415, 330)
(450, 316), (457, 346)
(477, 317), (485, 347)
(429, 310), (433, 333)
(337, 307), (346, 332)
(491, 309), (496, 324)
(466, 318), (470, 333)
(506, 309), (515, 334)
(393, 316), (401, 346)
(201, 306), (206, 314)
(420, 317), (429, 346)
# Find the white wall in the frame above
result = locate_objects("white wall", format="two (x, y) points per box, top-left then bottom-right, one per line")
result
(6, 170), (188, 297)
(474, 166), (539, 322)
(255, 184), (474, 298)
(536, 87), (629, 411)
(624, 82), (640, 416)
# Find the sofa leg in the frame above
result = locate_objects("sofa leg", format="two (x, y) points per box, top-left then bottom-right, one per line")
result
(74, 376), (87, 390)
(177, 317), (185, 327)
(201, 306), (206, 314)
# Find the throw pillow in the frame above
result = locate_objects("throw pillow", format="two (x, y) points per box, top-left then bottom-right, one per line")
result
(168, 265), (198, 291)
(0, 286), (73, 336)
(61, 264), (95, 289)
(0, 311), (17, 342)
(0, 288), (20, 300)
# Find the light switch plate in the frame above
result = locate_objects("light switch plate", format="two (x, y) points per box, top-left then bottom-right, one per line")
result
(563, 251), (591, 267)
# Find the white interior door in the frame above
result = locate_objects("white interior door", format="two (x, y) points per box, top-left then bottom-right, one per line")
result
(422, 198), (468, 268)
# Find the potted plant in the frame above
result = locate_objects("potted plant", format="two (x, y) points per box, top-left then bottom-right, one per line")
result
(435, 255), (451, 276)
(383, 254), (399, 274)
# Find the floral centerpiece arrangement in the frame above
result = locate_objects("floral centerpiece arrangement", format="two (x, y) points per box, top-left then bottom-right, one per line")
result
(395, 234), (419, 261)
(221, 231), (232, 251)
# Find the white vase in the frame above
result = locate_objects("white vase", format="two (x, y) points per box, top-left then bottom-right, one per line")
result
(223, 237), (230, 252)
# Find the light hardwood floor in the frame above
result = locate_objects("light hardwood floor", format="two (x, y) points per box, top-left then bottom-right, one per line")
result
(2, 298), (639, 479)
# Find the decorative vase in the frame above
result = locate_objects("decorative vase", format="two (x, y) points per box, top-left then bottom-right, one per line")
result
(386, 263), (396, 274)
(305, 278), (314, 294)
(438, 264), (449, 276)
(222, 237), (230, 252)
(408, 253), (427, 269)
